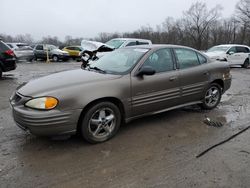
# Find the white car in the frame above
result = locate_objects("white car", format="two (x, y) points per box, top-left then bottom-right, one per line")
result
(205, 44), (250, 68)
(105, 38), (152, 49)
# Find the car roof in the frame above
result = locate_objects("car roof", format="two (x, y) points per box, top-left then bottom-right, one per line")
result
(216, 44), (250, 48)
(125, 44), (199, 50)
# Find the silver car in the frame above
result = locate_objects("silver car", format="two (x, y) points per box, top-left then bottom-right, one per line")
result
(10, 45), (232, 143)
(7, 43), (34, 62)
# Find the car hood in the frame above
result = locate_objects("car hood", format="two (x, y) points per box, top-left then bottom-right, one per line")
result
(204, 51), (225, 57)
(18, 69), (121, 97)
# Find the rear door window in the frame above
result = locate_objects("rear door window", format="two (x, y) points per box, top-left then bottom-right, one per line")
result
(174, 48), (200, 69)
(236, 46), (250, 53)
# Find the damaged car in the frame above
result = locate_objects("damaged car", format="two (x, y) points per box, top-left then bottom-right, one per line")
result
(80, 40), (114, 67)
(10, 45), (231, 143)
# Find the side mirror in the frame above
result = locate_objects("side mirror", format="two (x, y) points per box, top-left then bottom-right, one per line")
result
(228, 51), (234, 55)
(136, 66), (156, 77)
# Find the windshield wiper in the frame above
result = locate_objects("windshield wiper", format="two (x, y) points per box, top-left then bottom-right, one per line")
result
(88, 66), (106, 74)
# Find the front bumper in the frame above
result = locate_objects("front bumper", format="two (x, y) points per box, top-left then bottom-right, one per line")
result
(223, 78), (232, 93)
(10, 92), (82, 136)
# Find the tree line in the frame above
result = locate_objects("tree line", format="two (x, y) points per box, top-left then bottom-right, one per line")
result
(1, 0), (249, 50)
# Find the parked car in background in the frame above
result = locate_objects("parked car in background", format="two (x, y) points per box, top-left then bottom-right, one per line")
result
(62, 46), (83, 60)
(0, 40), (16, 78)
(205, 44), (250, 68)
(33, 44), (69, 62)
(10, 45), (231, 143)
(105, 38), (152, 49)
(6, 43), (34, 62)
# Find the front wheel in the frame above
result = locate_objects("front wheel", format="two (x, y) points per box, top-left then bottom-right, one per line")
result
(52, 55), (59, 62)
(242, 59), (249, 69)
(81, 102), (121, 144)
(201, 83), (222, 110)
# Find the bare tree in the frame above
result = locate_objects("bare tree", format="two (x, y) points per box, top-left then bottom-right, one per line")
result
(40, 36), (62, 47)
(235, 0), (250, 44)
(14, 34), (34, 44)
(183, 2), (222, 49)
(236, 0), (250, 25)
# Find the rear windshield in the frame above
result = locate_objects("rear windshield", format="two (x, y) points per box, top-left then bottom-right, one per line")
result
(0, 41), (10, 52)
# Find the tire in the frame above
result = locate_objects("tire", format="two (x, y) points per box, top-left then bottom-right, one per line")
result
(242, 59), (249, 69)
(0, 68), (2, 78)
(81, 101), (121, 144)
(52, 55), (59, 62)
(28, 57), (33, 62)
(201, 83), (222, 110)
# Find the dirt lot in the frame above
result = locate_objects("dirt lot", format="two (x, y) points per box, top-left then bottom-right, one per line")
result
(0, 62), (250, 188)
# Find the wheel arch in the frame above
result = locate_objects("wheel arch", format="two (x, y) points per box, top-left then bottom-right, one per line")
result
(211, 79), (224, 92)
(76, 97), (125, 133)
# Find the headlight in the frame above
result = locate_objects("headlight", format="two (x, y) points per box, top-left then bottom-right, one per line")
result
(25, 97), (58, 110)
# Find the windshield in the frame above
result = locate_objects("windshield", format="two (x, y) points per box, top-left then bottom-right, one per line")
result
(88, 48), (149, 74)
(207, 46), (229, 52)
(105, 39), (125, 49)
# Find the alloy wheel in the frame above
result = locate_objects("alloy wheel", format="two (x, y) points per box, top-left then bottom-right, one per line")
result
(204, 86), (220, 108)
(88, 107), (116, 139)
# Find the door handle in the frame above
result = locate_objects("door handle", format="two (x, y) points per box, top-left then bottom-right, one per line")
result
(169, 76), (177, 81)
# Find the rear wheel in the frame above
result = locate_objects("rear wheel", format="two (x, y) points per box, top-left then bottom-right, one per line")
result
(81, 102), (121, 144)
(201, 83), (222, 110)
(0, 68), (2, 78)
(242, 59), (249, 68)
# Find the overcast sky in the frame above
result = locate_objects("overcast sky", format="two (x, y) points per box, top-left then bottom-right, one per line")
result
(0, 0), (240, 40)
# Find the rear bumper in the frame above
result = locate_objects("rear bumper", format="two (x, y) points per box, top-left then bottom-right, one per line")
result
(1, 59), (16, 72)
(11, 104), (82, 136)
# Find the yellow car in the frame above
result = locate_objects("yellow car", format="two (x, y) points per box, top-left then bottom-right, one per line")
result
(62, 46), (83, 59)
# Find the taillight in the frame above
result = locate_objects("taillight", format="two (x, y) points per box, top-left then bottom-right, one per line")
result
(5, 49), (15, 56)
